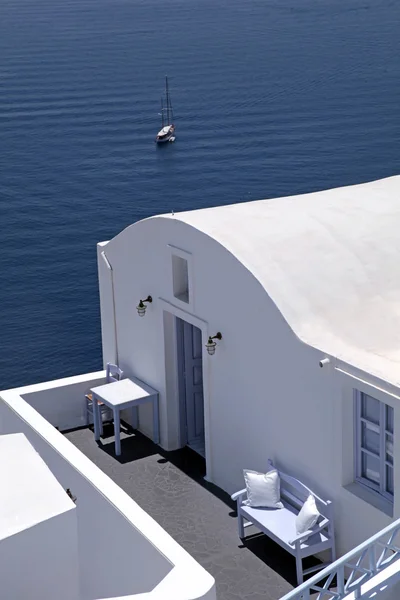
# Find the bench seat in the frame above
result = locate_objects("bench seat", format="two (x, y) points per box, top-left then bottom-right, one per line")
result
(241, 502), (329, 551)
(231, 460), (336, 586)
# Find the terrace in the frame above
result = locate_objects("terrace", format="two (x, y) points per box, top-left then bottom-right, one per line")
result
(3, 371), (400, 600)
(64, 426), (297, 600)
(0, 370), (310, 600)
(0, 372), (213, 600)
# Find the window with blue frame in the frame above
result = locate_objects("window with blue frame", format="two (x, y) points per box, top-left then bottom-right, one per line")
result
(355, 391), (394, 502)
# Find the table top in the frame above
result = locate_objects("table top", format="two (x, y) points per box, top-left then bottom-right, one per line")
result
(90, 377), (158, 408)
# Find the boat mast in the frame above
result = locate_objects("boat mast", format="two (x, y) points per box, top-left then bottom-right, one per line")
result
(165, 75), (170, 125)
(161, 97), (164, 127)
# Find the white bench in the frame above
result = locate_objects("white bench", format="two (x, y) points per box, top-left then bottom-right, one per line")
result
(231, 460), (336, 585)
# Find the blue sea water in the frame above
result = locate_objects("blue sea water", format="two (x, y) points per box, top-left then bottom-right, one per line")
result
(0, 0), (399, 389)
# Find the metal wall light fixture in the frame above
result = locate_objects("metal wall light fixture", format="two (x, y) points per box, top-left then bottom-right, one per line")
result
(136, 295), (152, 317)
(319, 357), (330, 368)
(66, 488), (77, 504)
(206, 332), (222, 355)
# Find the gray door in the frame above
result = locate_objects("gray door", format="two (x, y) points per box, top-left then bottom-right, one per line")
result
(177, 319), (205, 455)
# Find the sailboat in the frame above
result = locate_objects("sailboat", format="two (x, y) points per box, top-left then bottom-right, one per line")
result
(155, 76), (175, 143)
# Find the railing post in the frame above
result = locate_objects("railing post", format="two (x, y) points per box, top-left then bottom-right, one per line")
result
(337, 565), (345, 598)
(369, 544), (377, 576)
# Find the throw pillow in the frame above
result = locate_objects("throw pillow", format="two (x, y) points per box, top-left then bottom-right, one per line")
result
(295, 494), (320, 535)
(243, 468), (284, 509)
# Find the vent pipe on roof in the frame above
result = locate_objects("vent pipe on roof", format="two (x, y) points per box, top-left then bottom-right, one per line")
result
(101, 251), (119, 366)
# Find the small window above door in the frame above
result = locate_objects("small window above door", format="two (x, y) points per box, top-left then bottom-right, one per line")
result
(172, 255), (189, 303)
(169, 245), (193, 307)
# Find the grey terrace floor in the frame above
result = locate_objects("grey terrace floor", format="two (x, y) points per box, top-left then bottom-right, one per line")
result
(64, 424), (316, 600)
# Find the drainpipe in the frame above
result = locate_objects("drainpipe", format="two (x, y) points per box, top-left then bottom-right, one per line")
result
(101, 251), (119, 366)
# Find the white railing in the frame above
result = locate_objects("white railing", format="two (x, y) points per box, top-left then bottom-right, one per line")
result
(279, 518), (400, 600)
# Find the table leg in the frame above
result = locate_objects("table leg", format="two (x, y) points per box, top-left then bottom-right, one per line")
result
(153, 394), (160, 444)
(93, 394), (100, 441)
(99, 407), (104, 437)
(131, 406), (139, 430)
(114, 408), (121, 456)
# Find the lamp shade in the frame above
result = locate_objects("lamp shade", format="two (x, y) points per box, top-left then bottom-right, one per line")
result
(206, 338), (217, 355)
(136, 301), (146, 317)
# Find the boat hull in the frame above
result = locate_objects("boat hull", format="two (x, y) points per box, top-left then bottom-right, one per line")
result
(156, 124), (175, 143)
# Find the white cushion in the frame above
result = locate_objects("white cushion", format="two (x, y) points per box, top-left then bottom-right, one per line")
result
(242, 503), (329, 549)
(243, 469), (284, 509)
(295, 494), (320, 535)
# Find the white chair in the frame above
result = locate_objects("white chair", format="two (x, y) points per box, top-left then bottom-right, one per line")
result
(85, 363), (123, 434)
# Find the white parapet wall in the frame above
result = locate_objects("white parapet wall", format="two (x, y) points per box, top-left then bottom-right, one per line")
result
(0, 374), (216, 600)
(0, 433), (80, 600)
(17, 371), (107, 431)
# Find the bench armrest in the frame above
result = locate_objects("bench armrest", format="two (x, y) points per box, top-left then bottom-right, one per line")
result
(289, 517), (330, 546)
(231, 488), (247, 502)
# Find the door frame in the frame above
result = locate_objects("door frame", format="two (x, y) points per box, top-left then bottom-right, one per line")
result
(176, 317), (188, 447)
(159, 297), (213, 482)
(176, 318), (205, 451)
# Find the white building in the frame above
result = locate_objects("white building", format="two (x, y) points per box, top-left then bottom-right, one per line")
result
(2, 174), (400, 599)
(97, 174), (400, 559)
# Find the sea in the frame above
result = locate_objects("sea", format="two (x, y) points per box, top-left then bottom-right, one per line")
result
(0, 0), (399, 390)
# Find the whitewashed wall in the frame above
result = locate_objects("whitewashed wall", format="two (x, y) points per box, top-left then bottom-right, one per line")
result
(379, 579), (400, 600)
(98, 216), (400, 558)
(0, 502), (79, 600)
(0, 388), (215, 600)
(0, 433), (79, 600)
(19, 371), (105, 431)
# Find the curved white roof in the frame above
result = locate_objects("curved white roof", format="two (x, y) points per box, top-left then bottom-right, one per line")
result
(163, 175), (400, 386)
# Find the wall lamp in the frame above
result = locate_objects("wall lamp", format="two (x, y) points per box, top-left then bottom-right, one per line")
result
(136, 295), (152, 317)
(206, 332), (222, 356)
(319, 357), (330, 368)
(66, 488), (77, 504)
